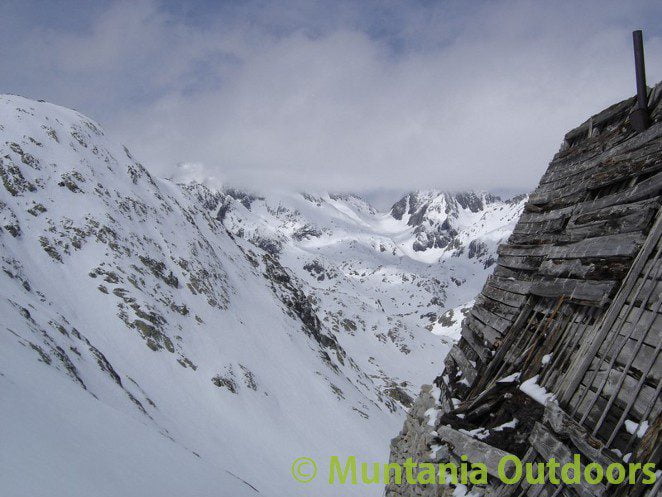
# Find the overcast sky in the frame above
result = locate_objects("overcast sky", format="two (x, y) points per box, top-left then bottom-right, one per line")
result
(2, 0), (661, 196)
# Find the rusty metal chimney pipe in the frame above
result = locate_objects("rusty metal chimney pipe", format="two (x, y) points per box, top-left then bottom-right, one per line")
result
(631, 30), (650, 131)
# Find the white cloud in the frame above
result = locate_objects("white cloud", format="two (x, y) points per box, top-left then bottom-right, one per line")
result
(3, 0), (662, 193)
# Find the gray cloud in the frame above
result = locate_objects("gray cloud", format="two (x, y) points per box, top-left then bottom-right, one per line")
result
(2, 0), (661, 193)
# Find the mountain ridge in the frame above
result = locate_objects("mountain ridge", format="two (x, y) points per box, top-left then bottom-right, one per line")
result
(0, 94), (525, 497)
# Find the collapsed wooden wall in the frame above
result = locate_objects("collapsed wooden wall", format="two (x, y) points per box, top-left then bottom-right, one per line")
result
(388, 82), (662, 497)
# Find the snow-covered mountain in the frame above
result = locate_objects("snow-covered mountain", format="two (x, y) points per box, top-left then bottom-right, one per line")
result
(0, 95), (525, 497)
(186, 185), (525, 340)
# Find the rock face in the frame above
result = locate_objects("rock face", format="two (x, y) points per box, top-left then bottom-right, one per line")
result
(389, 191), (506, 255)
(387, 83), (662, 497)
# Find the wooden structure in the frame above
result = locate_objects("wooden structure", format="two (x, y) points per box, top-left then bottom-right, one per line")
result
(388, 82), (662, 497)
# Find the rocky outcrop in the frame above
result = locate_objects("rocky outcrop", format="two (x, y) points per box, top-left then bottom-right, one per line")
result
(389, 191), (521, 256)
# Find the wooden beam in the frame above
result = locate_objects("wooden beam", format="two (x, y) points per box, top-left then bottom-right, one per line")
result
(539, 258), (631, 281)
(530, 279), (616, 305)
(460, 323), (490, 363)
(436, 425), (517, 479)
(497, 254), (544, 271)
(529, 423), (606, 497)
(543, 401), (618, 468)
(487, 275), (534, 295)
(466, 314), (501, 346)
(471, 305), (513, 335)
(448, 346), (478, 386)
(545, 232), (644, 260)
(482, 284), (529, 308)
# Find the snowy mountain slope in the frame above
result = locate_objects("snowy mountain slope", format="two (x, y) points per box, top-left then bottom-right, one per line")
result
(0, 95), (425, 497)
(0, 95), (524, 497)
(182, 183), (525, 343)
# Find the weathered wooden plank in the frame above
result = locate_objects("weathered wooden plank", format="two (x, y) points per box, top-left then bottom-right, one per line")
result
(565, 209), (655, 240)
(543, 105), (657, 182)
(558, 211), (662, 404)
(528, 187), (586, 209)
(581, 362), (661, 420)
(597, 338), (661, 382)
(471, 305), (513, 335)
(502, 230), (643, 261)
(567, 197), (659, 228)
(487, 275), (534, 295)
(466, 314), (501, 346)
(518, 205), (574, 224)
(612, 306), (662, 348)
(560, 97), (635, 144)
(626, 277), (662, 311)
(572, 170), (662, 214)
(569, 383), (661, 438)
(545, 232), (644, 260)
(535, 144), (662, 199)
(436, 425), (517, 478)
(466, 297), (535, 397)
(498, 244), (550, 258)
(524, 195), (657, 239)
(508, 232), (569, 246)
(567, 384), (623, 431)
(531, 297), (567, 315)
(640, 250), (662, 281)
(539, 258), (630, 281)
(475, 293), (521, 320)
(494, 264), (535, 280)
(520, 310), (574, 381)
(482, 283), (529, 308)
(529, 183), (587, 206)
(460, 322), (490, 363)
(531, 166), (662, 212)
(529, 423), (606, 497)
(543, 401), (619, 468)
(530, 278), (615, 305)
(497, 254), (544, 271)
(513, 216), (568, 235)
(461, 337), (482, 365)
(448, 346), (478, 386)
(548, 132), (626, 181)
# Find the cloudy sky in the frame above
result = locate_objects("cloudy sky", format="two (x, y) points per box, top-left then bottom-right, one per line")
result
(2, 0), (661, 196)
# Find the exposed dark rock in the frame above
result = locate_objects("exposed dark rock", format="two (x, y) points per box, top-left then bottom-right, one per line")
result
(262, 253), (346, 367)
(139, 256), (179, 288)
(467, 239), (488, 259)
(224, 188), (263, 210)
(389, 194), (410, 220)
(407, 203), (428, 226)
(385, 383), (414, 408)
(212, 371), (238, 393)
(250, 235), (282, 256)
(454, 191), (484, 212)
(292, 224), (322, 241)
(303, 260), (336, 281)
